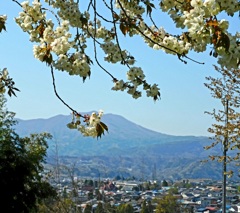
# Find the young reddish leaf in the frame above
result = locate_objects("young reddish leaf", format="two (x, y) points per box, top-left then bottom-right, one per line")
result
(96, 123), (104, 139)
(113, 13), (120, 21)
(99, 122), (108, 132)
(0, 22), (6, 33)
(221, 33), (230, 51)
(95, 122), (109, 139)
(120, 23), (128, 36)
(36, 22), (45, 38)
(206, 19), (219, 27)
(43, 53), (53, 66)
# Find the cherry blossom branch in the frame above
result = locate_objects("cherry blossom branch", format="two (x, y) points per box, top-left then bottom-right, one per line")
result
(116, 0), (204, 65)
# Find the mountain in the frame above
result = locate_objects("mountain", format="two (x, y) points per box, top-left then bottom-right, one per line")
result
(14, 113), (238, 180)
(15, 113), (212, 157)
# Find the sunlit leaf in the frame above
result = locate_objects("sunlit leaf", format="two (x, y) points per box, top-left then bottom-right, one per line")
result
(67, 122), (77, 129)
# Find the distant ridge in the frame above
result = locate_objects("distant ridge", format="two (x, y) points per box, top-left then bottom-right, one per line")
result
(15, 113), (214, 157)
(14, 113), (239, 180)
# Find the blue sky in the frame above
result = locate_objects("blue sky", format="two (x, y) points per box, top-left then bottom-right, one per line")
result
(1, 1), (236, 136)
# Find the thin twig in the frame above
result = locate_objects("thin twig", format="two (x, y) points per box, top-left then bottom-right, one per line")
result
(110, 0), (130, 68)
(50, 65), (83, 117)
(92, 0), (118, 81)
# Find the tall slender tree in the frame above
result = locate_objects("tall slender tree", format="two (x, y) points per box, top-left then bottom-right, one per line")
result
(205, 66), (240, 212)
(205, 66), (240, 175)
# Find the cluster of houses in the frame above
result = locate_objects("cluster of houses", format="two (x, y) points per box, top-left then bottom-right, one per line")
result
(56, 178), (240, 213)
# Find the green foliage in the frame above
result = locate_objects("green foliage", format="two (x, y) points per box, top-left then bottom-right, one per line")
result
(141, 200), (149, 213)
(149, 182), (160, 190)
(117, 203), (134, 213)
(0, 68), (20, 96)
(95, 202), (104, 213)
(168, 187), (179, 195)
(205, 66), (240, 175)
(84, 204), (92, 213)
(155, 194), (180, 213)
(38, 198), (77, 213)
(105, 203), (117, 213)
(85, 179), (94, 186)
(161, 180), (168, 187)
(0, 94), (57, 212)
(142, 182), (151, 190)
(96, 189), (103, 201)
(88, 190), (94, 200)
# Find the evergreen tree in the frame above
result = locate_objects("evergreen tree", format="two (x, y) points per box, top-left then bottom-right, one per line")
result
(155, 194), (180, 213)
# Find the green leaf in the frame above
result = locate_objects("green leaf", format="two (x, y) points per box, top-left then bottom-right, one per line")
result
(13, 87), (20, 92)
(145, 1), (155, 15)
(67, 122), (77, 129)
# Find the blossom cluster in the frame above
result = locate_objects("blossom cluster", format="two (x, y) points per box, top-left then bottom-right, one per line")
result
(0, 68), (9, 94)
(67, 110), (106, 138)
(15, 0), (91, 76)
(115, 0), (145, 17)
(158, 0), (240, 68)
(100, 42), (134, 64)
(112, 67), (160, 100)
